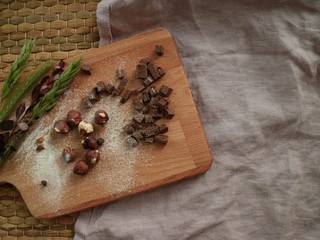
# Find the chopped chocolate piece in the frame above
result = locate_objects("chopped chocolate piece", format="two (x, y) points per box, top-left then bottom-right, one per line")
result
(133, 97), (144, 111)
(113, 78), (128, 96)
(155, 45), (164, 56)
(140, 58), (151, 65)
(105, 83), (115, 94)
(143, 76), (154, 86)
(135, 84), (146, 93)
(149, 86), (158, 97)
(141, 126), (159, 138)
(81, 64), (91, 75)
(132, 131), (144, 140)
(152, 110), (164, 119)
(84, 96), (93, 108)
(121, 89), (133, 103)
(133, 113), (145, 124)
(159, 123), (168, 133)
(88, 88), (100, 101)
(154, 134), (168, 144)
(159, 85), (173, 97)
(36, 144), (45, 151)
(145, 115), (154, 124)
(96, 81), (106, 93)
(97, 138), (105, 146)
(164, 108), (175, 119)
(157, 67), (165, 77)
(145, 137), (154, 143)
(127, 136), (138, 147)
(141, 106), (149, 114)
(149, 97), (159, 109)
(116, 68), (125, 79)
(147, 62), (160, 80)
(132, 122), (143, 130)
(41, 180), (47, 186)
(123, 124), (135, 134)
(136, 63), (148, 79)
(158, 97), (168, 110)
(142, 92), (151, 103)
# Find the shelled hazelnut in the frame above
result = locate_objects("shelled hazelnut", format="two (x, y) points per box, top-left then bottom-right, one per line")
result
(66, 110), (82, 126)
(78, 120), (94, 136)
(81, 136), (98, 150)
(54, 120), (69, 134)
(73, 160), (89, 175)
(95, 110), (109, 124)
(85, 150), (100, 165)
(62, 147), (78, 163)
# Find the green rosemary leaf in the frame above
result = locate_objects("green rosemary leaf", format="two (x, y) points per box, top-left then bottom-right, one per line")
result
(0, 61), (53, 123)
(32, 58), (82, 119)
(1, 39), (35, 99)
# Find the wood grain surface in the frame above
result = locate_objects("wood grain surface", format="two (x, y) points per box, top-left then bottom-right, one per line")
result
(0, 29), (212, 219)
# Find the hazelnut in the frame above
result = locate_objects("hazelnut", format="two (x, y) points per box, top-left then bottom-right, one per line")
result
(81, 136), (98, 150)
(62, 147), (78, 163)
(73, 160), (89, 175)
(95, 110), (109, 124)
(54, 120), (69, 134)
(66, 110), (82, 126)
(85, 150), (100, 165)
(41, 180), (47, 186)
(78, 120), (94, 136)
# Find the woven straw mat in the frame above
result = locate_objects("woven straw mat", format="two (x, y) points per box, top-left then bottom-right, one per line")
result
(0, 0), (100, 239)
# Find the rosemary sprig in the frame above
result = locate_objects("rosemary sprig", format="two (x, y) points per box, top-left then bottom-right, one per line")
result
(1, 39), (35, 99)
(32, 58), (82, 118)
(0, 61), (54, 123)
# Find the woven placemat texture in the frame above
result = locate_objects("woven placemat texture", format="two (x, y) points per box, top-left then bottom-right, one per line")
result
(0, 0), (100, 239)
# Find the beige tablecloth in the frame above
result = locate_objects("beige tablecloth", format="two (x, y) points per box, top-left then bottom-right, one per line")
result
(75, 0), (320, 239)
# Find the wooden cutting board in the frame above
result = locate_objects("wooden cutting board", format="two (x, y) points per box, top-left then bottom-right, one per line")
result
(0, 29), (212, 219)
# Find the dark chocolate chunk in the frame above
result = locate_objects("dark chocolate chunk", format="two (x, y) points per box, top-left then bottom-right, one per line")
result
(145, 115), (154, 124)
(142, 92), (150, 103)
(133, 97), (144, 111)
(155, 45), (164, 56)
(143, 76), (154, 87)
(136, 63), (148, 79)
(132, 121), (143, 130)
(154, 134), (168, 144)
(141, 126), (159, 138)
(149, 97), (159, 109)
(145, 137), (154, 143)
(113, 78), (128, 96)
(88, 88), (100, 101)
(149, 86), (158, 97)
(105, 83), (115, 94)
(127, 136), (138, 147)
(133, 113), (145, 124)
(158, 97), (168, 110)
(84, 96), (93, 108)
(140, 58), (151, 65)
(97, 138), (105, 146)
(141, 106), (149, 114)
(159, 85), (173, 97)
(116, 69), (125, 79)
(41, 180), (47, 186)
(152, 110), (164, 119)
(147, 62), (160, 80)
(121, 89), (133, 103)
(132, 131), (144, 141)
(159, 123), (168, 133)
(81, 64), (91, 74)
(123, 124), (135, 134)
(135, 84), (146, 93)
(96, 81), (106, 93)
(157, 67), (165, 77)
(164, 108), (175, 119)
